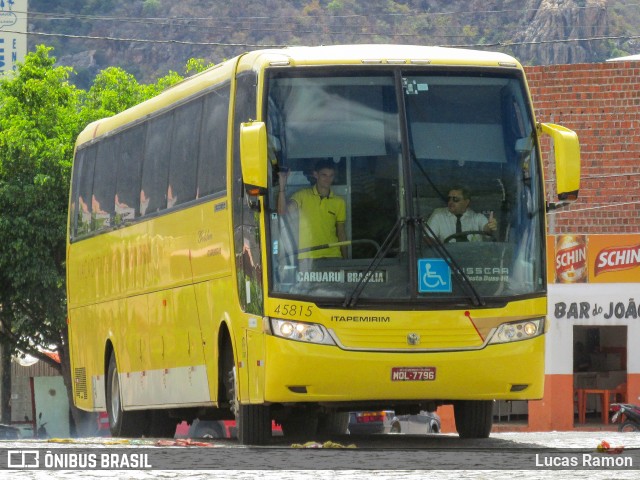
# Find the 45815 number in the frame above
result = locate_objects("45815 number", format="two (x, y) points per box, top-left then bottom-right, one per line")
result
(274, 304), (313, 317)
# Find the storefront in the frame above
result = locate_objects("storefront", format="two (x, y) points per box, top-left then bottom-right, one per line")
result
(528, 234), (640, 430)
(497, 234), (640, 431)
(440, 234), (640, 432)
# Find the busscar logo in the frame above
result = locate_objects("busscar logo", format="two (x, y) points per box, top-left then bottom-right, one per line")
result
(8, 450), (39, 468)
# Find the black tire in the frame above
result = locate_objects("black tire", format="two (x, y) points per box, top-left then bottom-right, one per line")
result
(237, 404), (271, 445)
(225, 353), (271, 445)
(280, 408), (319, 439)
(619, 420), (640, 432)
(106, 353), (148, 437)
(317, 412), (349, 435)
(454, 400), (493, 439)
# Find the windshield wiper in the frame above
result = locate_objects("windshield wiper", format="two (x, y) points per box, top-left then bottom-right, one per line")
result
(343, 217), (406, 308)
(343, 216), (486, 308)
(418, 218), (485, 307)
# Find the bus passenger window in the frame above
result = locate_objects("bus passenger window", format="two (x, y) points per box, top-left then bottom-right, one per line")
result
(115, 124), (145, 222)
(76, 146), (96, 235)
(168, 101), (201, 207)
(197, 86), (230, 197)
(141, 113), (173, 215)
(92, 137), (118, 230)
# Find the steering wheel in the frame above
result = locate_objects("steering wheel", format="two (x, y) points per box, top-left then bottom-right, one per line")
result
(443, 230), (495, 243)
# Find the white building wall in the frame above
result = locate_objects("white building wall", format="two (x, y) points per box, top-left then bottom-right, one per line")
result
(547, 283), (640, 375)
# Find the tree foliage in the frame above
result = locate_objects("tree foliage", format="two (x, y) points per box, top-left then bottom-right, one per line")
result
(80, 66), (183, 125)
(0, 45), (186, 367)
(0, 46), (79, 362)
(0, 43), (191, 429)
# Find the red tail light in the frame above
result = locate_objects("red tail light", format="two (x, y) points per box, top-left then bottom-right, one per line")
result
(355, 411), (385, 423)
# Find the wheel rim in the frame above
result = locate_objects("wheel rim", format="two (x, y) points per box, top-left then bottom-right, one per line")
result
(110, 366), (121, 426)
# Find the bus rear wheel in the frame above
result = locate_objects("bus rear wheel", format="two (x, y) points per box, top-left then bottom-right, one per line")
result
(454, 400), (493, 439)
(106, 353), (148, 437)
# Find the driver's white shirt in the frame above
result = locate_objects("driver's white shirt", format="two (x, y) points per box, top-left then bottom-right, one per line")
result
(426, 207), (488, 242)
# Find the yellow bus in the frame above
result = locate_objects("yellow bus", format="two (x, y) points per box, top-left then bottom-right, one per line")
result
(66, 44), (580, 444)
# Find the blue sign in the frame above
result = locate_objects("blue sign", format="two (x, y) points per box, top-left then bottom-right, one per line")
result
(418, 258), (452, 293)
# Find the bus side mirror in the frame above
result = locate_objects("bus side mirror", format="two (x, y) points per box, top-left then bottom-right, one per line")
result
(538, 123), (580, 206)
(240, 121), (268, 196)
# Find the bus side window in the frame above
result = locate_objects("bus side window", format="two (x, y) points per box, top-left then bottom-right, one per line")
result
(197, 85), (230, 198)
(92, 137), (119, 230)
(115, 124), (145, 223)
(141, 113), (173, 215)
(76, 146), (97, 236)
(168, 100), (202, 208)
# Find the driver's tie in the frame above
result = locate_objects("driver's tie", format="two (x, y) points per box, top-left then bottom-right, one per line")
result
(455, 215), (468, 242)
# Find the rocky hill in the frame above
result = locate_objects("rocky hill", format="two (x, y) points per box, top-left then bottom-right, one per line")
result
(27, 0), (639, 87)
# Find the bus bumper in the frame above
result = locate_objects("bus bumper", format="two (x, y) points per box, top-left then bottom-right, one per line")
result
(262, 334), (545, 403)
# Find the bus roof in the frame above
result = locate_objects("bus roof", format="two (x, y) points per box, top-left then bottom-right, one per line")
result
(241, 44), (521, 68)
(76, 44), (522, 147)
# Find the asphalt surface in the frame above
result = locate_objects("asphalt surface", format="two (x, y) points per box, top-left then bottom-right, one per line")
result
(1, 431), (639, 479)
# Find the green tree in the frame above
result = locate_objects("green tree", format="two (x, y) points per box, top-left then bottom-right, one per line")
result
(0, 45), (186, 432)
(0, 45), (79, 360)
(80, 66), (181, 125)
(0, 45), (80, 424)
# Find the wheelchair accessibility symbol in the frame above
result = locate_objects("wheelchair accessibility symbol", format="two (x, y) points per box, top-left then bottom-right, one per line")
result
(418, 259), (451, 293)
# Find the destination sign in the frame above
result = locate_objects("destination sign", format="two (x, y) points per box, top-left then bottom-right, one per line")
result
(296, 270), (387, 283)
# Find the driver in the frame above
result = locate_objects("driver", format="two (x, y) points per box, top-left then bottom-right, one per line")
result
(427, 186), (497, 242)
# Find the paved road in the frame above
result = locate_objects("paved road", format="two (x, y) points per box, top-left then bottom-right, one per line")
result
(1, 431), (639, 479)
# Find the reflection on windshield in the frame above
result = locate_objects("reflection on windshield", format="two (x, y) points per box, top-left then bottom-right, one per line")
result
(266, 70), (544, 305)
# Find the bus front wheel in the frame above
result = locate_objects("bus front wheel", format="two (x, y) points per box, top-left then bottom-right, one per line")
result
(454, 400), (493, 439)
(106, 353), (148, 437)
(226, 361), (271, 445)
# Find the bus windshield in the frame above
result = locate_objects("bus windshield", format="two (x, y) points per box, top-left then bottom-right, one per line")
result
(267, 69), (545, 306)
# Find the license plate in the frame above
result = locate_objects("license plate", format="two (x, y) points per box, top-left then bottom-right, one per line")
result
(391, 367), (436, 381)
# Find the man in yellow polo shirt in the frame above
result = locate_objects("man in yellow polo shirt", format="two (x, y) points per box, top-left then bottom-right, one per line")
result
(278, 159), (347, 259)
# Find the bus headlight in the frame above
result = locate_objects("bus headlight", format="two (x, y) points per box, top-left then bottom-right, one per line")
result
(270, 319), (336, 345)
(488, 318), (545, 344)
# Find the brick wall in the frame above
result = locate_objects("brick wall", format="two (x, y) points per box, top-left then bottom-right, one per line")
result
(524, 62), (640, 234)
